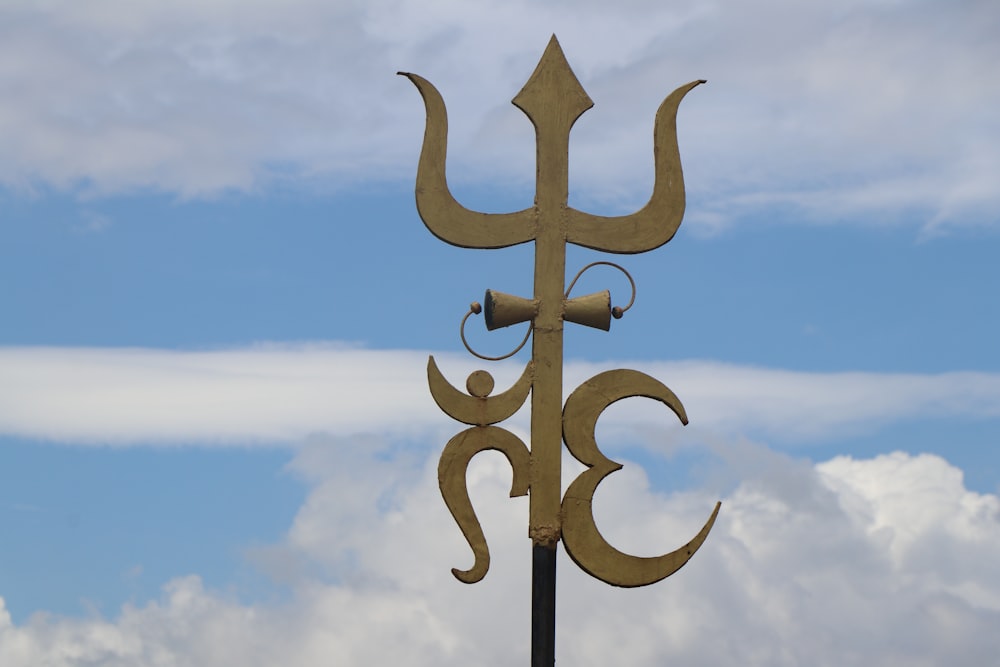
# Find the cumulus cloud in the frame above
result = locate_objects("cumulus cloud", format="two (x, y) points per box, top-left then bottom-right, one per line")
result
(1, 437), (998, 665)
(0, 0), (996, 230)
(2, 344), (999, 445)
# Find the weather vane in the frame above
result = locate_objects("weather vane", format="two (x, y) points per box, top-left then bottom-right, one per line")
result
(400, 35), (720, 666)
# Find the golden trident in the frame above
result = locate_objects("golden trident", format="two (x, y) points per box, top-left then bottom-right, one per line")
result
(401, 35), (720, 663)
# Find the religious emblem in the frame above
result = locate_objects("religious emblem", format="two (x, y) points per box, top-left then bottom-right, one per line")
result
(401, 35), (720, 664)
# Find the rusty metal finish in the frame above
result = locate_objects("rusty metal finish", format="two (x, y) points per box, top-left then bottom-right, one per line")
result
(402, 35), (719, 591)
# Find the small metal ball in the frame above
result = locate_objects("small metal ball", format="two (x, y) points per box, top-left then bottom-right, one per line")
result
(612, 306), (624, 319)
(466, 370), (495, 397)
(470, 302), (483, 315)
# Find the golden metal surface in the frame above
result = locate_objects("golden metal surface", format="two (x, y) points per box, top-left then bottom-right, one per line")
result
(427, 357), (532, 426)
(565, 80), (705, 253)
(484, 290), (538, 331)
(439, 425), (531, 583)
(403, 35), (719, 588)
(562, 291), (611, 331)
(561, 369), (721, 587)
(398, 71), (535, 249)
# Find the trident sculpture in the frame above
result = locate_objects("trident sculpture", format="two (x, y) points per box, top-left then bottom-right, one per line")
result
(401, 35), (720, 665)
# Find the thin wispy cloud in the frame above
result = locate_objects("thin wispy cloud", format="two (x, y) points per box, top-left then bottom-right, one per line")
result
(2, 344), (998, 445)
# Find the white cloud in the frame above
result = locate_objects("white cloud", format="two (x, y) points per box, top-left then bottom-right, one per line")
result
(0, 0), (996, 230)
(578, 359), (1000, 442)
(2, 344), (998, 445)
(2, 438), (998, 665)
(0, 343), (445, 444)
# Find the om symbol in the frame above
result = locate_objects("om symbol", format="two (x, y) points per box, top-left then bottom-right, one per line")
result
(430, 358), (720, 588)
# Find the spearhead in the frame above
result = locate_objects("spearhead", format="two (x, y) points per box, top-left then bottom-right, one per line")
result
(512, 35), (594, 141)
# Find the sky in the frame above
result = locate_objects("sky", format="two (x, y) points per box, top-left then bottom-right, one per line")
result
(1, 0), (999, 664)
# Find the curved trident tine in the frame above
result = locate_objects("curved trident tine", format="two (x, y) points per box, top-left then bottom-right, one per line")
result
(398, 72), (535, 249)
(566, 80), (705, 254)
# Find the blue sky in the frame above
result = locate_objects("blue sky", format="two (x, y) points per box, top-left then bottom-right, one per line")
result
(1, 1), (999, 664)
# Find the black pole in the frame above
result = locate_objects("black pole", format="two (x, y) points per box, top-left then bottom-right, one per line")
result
(531, 543), (557, 666)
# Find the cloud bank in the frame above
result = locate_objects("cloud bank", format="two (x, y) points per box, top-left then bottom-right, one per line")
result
(0, 0), (996, 231)
(2, 344), (999, 445)
(1, 437), (998, 665)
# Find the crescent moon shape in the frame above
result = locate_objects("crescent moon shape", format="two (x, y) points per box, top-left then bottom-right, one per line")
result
(439, 426), (531, 583)
(561, 369), (721, 587)
(398, 72), (535, 249)
(427, 356), (534, 426)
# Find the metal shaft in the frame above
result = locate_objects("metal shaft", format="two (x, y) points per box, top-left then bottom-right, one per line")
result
(531, 544), (557, 666)
(517, 42), (579, 667)
(516, 37), (592, 667)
